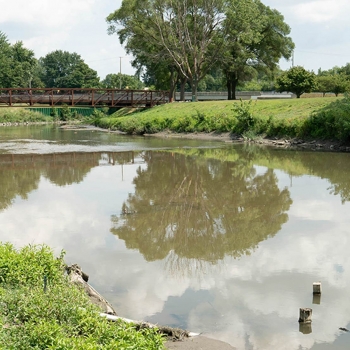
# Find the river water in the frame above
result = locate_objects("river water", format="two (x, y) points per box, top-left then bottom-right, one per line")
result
(1, 125), (350, 350)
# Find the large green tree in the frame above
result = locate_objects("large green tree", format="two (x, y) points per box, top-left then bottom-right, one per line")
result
(107, 0), (227, 101)
(276, 66), (317, 98)
(107, 0), (293, 101)
(39, 50), (100, 88)
(316, 74), (349, 97)
(221, 0), (294, 99)
(102, 73), (145, 89)
(0, 32), (40, 88)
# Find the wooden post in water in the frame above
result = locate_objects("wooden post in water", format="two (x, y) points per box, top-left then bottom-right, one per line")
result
(313, 282), (322, 295)
(299, 322), (312, 334)
(299, 308), (312, 323)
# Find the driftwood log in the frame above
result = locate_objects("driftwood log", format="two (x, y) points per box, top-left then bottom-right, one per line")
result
(66, 264), (199, 341)
(100, 313), (198, 341)
(66, 264), (117, 315)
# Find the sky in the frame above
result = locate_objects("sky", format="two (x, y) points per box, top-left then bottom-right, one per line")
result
(1, 0), (350, 80)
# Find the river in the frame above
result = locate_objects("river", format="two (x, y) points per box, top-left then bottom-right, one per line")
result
(1, 125), (350, 350)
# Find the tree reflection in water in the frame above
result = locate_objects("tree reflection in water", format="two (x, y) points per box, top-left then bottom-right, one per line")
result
(0, 152), (136, 211)
(111, 150), (293, 275)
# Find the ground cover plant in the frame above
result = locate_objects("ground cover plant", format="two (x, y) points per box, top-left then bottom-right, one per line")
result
(0, 108), (51, 123)
(0, 243), (165, 349)
(95, 96), (350, 142)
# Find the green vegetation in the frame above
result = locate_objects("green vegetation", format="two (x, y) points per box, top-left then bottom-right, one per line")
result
(0, 108), (51, 123)
(95, 96), (350, 142)
(0, 108), (92, 124)
(0, 243), (165, 349)
(276, 66), (317, 98)
(101, 73), (145, 90)
(39, 50), (100, 88)
(0, 32), (41, 89)
(107, 0), (294, 100)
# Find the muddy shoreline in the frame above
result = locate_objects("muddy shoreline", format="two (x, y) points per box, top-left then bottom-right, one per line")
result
(63, 125), (350, 152)
(145, 130), (350, 152)
(3, 122), (349, 152)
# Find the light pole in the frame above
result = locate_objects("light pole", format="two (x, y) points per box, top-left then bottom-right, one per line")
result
(119, 56), (125, 90)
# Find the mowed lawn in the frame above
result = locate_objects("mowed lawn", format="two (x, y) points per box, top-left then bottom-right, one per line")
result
(131, 97), (338, 120)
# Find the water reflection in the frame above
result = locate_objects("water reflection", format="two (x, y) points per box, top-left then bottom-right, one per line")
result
(111, 151), (293, 273)
(2, 132), (350, 349)
(233, 144), (350, 204)
(0, 151), (139, 210)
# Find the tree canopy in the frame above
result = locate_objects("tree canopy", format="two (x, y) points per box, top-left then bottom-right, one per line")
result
(276, 66), (317, 98)
(0, 32), (39, 88)
(107, 0), (228, 100)
(101, 73), (145, 89)
(39, 50), (100, 88)
(107, 0), (294, 100)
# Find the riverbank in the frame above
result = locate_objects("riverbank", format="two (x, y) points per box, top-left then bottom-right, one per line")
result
(95, 97), (350, 145)
(145, 130), (350, 152)
(0, 244), (165, 349)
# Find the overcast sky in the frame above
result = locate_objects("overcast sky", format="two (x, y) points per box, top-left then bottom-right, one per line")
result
(1, 0), (350, 80)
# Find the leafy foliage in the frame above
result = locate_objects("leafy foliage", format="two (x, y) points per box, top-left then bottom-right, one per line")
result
(276, 66), (317, 98)
(0, 243), (165, 349)
(222, 0), (294, 99)
(107, 0), (228, 100)
(39, 50), (100, 88)
(0, 109), (50, 123)
(0, 32), (40, 88)
(101, 73), (145, 89)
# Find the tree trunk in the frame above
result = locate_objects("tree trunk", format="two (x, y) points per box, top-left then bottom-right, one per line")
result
(231, 78), (238, 100)
(227, 77), (232, 100)
(168, 70), (177, 102)
(191, 76), (199, 102)
(226, 72), (238, 100)
(180, 76), (187, 101)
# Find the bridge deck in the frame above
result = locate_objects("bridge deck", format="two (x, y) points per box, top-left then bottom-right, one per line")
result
(0, 88), (169, 108)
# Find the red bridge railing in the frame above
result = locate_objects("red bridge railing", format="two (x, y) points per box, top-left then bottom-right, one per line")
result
(0, 88), (169, 108)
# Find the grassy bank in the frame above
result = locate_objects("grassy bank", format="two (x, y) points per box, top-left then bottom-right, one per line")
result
(0, 243), (165, 349)
(0, 107), (95, 124)
(0, 108), (52, 123)
(95, 97), (350, 142)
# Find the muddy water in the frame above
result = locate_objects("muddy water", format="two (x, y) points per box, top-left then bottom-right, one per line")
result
(1, 126), (350, 350)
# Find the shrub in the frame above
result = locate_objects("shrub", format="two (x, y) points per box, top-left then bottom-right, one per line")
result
(232, 100), (256, 133)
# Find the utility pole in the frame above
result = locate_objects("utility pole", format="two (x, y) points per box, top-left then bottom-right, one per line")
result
(119, 56), (124, 90)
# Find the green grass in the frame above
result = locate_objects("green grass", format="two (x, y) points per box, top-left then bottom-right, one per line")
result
(0, 108), (52, 123)
(0, 243), (165, 349)
(94, 96), (350, 142)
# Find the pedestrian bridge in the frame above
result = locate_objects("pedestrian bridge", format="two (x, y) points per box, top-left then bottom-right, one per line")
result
(0, 88), (295, 108)
(0, 88), (169, 108)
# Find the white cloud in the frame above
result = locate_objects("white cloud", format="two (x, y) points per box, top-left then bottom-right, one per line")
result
(291, 0), (348, 23)
(0, 0), (133, 79)
(0, 0), (96, 28)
